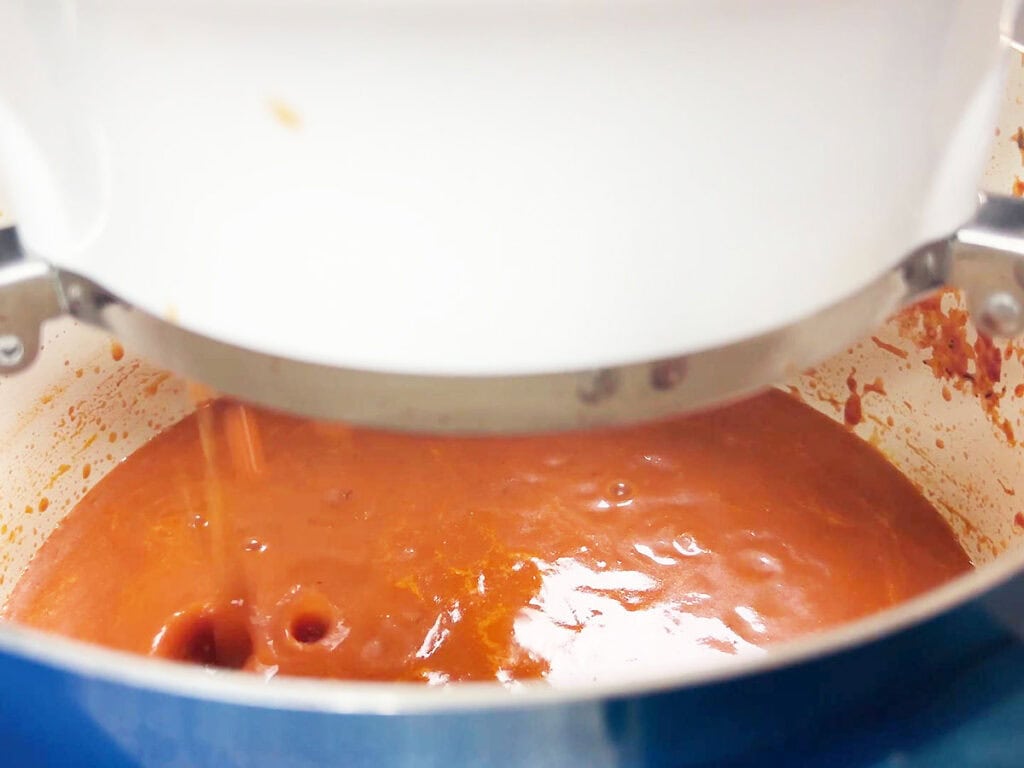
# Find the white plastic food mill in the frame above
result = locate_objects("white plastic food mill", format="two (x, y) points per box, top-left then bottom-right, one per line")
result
(4, 0), (1024, 432)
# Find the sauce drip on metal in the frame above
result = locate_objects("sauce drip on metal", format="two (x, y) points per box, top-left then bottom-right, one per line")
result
(3, 391), (971, 684)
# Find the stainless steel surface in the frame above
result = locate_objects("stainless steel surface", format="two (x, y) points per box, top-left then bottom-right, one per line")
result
(1004, 0), (1024, 54)
(0, 227), (65, 373)
(4, 194), (1024, 432)
(951, 194), (1024, 337)
(49, 258), (925, 433)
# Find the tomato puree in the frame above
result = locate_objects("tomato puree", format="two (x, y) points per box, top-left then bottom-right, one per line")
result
(3, 391), (971, 684)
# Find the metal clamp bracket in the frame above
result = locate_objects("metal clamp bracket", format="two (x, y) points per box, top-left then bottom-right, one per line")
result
(0, 227), (65, 373)
(948, 194), (1024, 337)
(5, 195), (1024, 431)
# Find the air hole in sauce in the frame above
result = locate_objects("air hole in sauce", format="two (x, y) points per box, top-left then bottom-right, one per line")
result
(153, 603), (253, 669)
(290, 613), (330, 645)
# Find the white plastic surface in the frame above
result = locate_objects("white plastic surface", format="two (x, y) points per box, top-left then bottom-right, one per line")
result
(0, 0), (1016, 375)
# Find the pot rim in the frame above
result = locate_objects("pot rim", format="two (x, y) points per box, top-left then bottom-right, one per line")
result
(0, 538), (1020, 714)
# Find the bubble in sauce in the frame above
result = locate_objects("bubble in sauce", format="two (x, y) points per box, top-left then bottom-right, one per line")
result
(275, 587), (348, 652)
(609, 480), (632, 499)
(672, 535), (707, 558)
(595, 480), (634, 510)
(735, 550), (784, 578)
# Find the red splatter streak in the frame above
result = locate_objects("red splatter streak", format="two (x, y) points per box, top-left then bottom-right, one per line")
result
(897, 292), (1014, 445)
(863, 378), (886, 397)
(842, 372), (886, 427)
(870, 336), (908, 359)
(844, 372), (862, 426)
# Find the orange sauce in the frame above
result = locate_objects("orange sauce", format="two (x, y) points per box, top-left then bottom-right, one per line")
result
(3, 391), (970, 684)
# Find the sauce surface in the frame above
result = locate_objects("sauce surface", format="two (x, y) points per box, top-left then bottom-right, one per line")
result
(3, 391), (971, 684)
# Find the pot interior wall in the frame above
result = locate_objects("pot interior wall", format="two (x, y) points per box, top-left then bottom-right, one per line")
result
(0, 319), (193, 595)
(791, 291), (1024, 564)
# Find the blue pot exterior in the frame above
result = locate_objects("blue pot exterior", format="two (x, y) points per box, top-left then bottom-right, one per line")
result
(0, 574), (1022, 768)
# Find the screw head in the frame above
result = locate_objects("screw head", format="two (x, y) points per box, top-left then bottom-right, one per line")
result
(577, 368), (620, 405)
(0, 334), (24, 368)
(650, 357), (688, 391)
(64, 282), (86, 314)
(977, 291), (1024, 338)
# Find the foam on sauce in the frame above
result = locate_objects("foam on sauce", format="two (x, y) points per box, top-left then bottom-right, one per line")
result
(2, 391), (971, 684)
